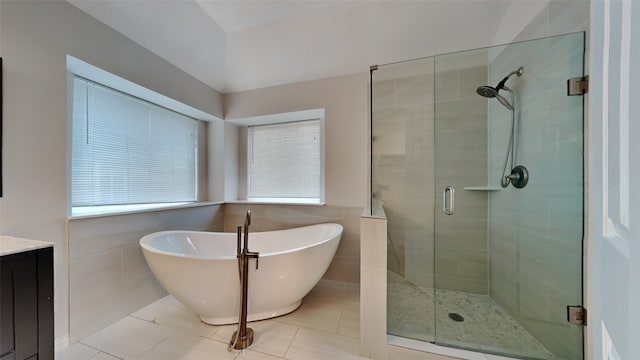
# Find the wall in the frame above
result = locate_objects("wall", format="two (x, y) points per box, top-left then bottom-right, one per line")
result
(0, 0), (224, 345)
(224, 73), (367, 207)
(486, 1), (589, 358)
(68, 204), (223, 342)
(224, 204), (360, 283)
(433, 51), (489, 294)
(372, 58), (435, 288)
(223, 73), (368, 282)
(372, 52), (489, 294)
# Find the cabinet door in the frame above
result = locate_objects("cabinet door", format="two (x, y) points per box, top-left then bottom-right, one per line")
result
(37, 248), (54, 360)
(12, 253), (38, 360)
(0, 252), (38, 360)
(0, 352), (15, 360)
(0, 257), (15, 359)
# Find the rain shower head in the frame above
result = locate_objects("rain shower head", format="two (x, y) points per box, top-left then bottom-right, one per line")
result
(476, 66), (523, 110)
(476, 85), (498, 98)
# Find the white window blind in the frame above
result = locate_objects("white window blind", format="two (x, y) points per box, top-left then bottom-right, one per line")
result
(248, 120), (321, 200)
(71, 77), (197, 208)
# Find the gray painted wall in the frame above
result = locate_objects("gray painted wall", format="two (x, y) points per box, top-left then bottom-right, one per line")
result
(0, 0), (223, 344)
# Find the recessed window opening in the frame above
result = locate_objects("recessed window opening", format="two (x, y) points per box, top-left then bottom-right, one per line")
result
(247, 119), (322, 203)
(71, 76), (198, 216)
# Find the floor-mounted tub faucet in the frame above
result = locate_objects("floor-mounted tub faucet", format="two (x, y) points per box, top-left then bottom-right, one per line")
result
(229, 210), (259, 350)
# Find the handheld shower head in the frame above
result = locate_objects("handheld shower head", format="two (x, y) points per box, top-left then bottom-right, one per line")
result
(496, 87), (514, 110)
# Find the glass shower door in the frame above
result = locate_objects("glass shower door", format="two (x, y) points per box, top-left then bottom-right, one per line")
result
(433, 33), (585, 359)
(372, 57), (436, 342)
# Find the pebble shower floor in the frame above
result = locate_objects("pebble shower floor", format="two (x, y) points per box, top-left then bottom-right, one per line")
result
(388, 270), (556, 359)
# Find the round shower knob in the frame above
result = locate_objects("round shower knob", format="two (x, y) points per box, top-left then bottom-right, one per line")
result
(507, 165), (529, 189)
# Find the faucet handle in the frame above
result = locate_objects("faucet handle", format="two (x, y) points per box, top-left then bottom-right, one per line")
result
(247, 251), (259, 270)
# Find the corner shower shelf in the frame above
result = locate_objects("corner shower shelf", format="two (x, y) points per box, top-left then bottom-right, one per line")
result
(463, 186), (502, 191)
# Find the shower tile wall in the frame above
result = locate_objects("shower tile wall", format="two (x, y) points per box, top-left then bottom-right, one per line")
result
(68, 204), (225, 342)
(373, 54), (489, 294)
(372, 57), (435, 289)
(487, 33), (584, 359)
(434, 52), (489, 294)
(223, 203), (361, 283)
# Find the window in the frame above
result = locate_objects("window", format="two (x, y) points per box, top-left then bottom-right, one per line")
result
(247, 119), (322, 202)
(71, 77), (197, 214)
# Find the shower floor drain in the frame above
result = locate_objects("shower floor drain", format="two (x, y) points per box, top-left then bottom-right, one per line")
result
(448, 312), (464, 322)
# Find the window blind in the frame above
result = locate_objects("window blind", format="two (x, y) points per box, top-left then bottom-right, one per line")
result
(248, 120), (320, 200)
(71, 77), (197, 207)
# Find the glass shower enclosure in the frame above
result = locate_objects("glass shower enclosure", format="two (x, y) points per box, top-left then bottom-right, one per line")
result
(372, 33), (584, 359)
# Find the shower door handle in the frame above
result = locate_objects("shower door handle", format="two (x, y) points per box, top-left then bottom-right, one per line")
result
(443, 186), (455, 215)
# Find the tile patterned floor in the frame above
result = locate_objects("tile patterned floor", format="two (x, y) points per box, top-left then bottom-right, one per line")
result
(58, 278), (534, 360)
(58, 280), (462, 360)
(387, 272), (554, 360)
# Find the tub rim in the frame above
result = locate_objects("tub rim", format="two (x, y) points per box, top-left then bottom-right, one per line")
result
(140, 222), (343, 260)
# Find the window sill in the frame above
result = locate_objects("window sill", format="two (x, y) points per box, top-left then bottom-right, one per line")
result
(68, 199), (325, 220)
(225, 199), (326, 207)
(68, 201), (224, 220)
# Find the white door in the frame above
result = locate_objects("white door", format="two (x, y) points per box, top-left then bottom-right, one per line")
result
(588, 1), (640, 359)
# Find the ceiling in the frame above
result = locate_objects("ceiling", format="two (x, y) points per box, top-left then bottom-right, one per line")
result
(67, 0), (515, 93)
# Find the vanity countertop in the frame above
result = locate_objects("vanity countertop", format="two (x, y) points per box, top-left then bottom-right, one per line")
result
(0, 236), (54, 257)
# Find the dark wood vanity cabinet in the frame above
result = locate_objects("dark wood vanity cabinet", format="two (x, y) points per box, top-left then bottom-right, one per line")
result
(0, 247), (53, 360)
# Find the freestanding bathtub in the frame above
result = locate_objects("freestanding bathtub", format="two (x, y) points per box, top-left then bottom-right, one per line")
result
(140, 223), (342, 325)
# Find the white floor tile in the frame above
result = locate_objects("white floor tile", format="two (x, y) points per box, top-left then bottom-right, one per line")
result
(248, 321), (299, 357)
(210, 320), (298, 358)
(131, 295), (182, 322)
(55, 343), (100, 360)
(308, 288), (360, 313)
(275, 302), (342, 333)
(138, 332), (235, 360)
(337, 310), (360, 339)
(132, 295), (217, 338)
(67, 277), (546, 360)
(284, 327), (365, 360)
(209, 324), (239, 344)
(73, 279), (365, 360)
(234, 349), (282, 359)
(89, 352), (121, 360)
(81, 316), (173, 359)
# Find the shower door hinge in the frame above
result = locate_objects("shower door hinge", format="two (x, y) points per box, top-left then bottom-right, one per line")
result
(567, 75), (589, 95)
(567, 305), (587, 326)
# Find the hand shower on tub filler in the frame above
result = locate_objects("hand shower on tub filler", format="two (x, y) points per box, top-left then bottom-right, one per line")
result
(229, 210), (260, 351)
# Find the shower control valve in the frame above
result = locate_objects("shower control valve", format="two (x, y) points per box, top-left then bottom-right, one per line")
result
(507, 165), (529, 189)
